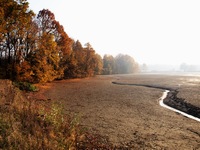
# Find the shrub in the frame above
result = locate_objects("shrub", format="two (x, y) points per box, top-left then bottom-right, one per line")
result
(14, 82), (38, 92)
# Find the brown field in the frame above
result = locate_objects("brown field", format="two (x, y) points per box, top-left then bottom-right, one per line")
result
(32, 74), (200, 149)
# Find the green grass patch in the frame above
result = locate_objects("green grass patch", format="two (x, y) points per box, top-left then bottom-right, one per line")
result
(14, 82), (38, 92)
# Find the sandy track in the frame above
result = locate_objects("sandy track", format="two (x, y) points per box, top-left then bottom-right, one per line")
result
(33, 74), (200, 149)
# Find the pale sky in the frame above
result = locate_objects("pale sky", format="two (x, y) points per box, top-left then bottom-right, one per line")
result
(28, 0), (200, 65)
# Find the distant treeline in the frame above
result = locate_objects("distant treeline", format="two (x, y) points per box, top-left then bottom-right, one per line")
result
(102, 54), (139, 75)
(0, 0), (139, 83)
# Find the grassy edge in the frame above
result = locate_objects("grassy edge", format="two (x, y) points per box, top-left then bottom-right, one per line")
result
(0, 80), (118, 149)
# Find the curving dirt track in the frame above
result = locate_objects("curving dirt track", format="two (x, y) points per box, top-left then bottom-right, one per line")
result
(33, 74), (200, 149)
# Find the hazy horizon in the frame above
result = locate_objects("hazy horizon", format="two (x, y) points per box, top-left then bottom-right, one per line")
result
(28, 0), (200, 66)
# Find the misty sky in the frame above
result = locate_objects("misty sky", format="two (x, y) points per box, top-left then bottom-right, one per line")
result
(28, 0), (200, 65)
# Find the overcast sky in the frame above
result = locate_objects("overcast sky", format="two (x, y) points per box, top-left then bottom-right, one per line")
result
(28, 0), (200, 65)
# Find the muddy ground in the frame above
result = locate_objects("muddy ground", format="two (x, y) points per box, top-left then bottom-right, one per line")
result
(32, 74), (200, 149)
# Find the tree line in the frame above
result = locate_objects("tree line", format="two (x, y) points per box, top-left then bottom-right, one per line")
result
(102, 54), (139, 75)
(0, 0), (139, 83)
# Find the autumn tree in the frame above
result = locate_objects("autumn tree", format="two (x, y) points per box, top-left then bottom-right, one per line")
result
(31, 33), (60, 82)
(93, 54), (103, 75)
(14, 9), (66, 82)
(0, 4), (105, 82)
(70, 41), (103, 78)
(14, 20), (39, 82)
(102, 54), (139, 75)
(0, 0), (35, 78)
(56, 24), (73, 78)
(36, 9), (73, 79)
(37, 9), (72, 55)
(83, 43), (97, 76)
(102, 54), (116, 74)
(115, 54), (139, 74)
(70, 40), (85, 77)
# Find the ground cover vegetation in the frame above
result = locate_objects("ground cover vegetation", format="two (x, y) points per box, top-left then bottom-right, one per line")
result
(0, 80), (75, 149)
(0, 80), (118, 149)
(0, 0), (139, 83)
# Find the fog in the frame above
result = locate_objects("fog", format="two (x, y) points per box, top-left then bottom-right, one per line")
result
(142, 64), (200, 72)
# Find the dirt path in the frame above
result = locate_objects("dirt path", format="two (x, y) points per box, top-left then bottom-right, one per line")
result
(32, 75), (200, 149)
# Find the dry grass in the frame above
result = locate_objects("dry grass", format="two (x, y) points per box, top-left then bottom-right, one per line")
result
(0, 80), (85, 149)
(0, 80), (120, 149)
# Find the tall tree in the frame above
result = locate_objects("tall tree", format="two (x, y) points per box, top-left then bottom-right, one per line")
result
(71, 41), (102, 77)
(15, 8), (73, 82)
(36, 9), (73, 79)
(83, 43), (103, 76)
(36, 9), (56, 35)
(37, 9), (72, 56)
(31, 33), (60, 83)
(0, 0), (34, 78)
(103, 54), (116, 74)
(115, 54), (139, 74)
(84, 43), (96, 76)
(71, 40), (86, 77)
(94, 54), (103, 75)
(14, 20), (39, 82)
